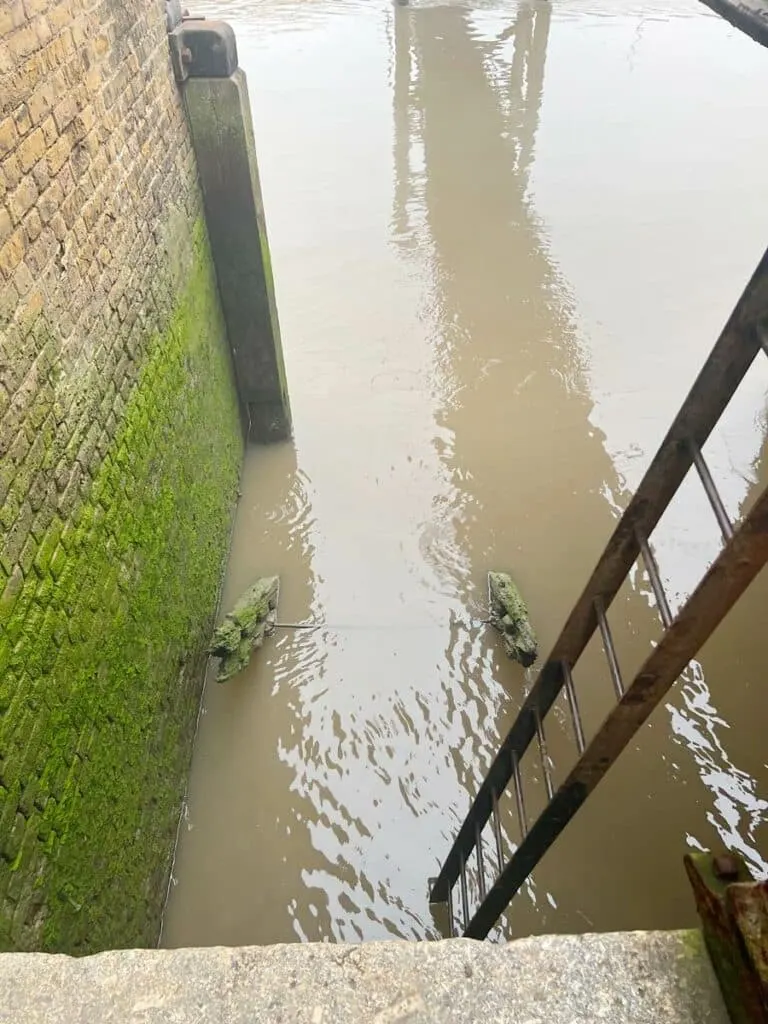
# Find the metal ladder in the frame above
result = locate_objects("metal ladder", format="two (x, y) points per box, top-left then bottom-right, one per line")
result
(429, 247), (768, 940)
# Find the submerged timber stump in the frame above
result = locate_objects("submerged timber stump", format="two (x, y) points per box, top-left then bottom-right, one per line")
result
(209, 576), (279, 681)
(488, 572), (538, 667)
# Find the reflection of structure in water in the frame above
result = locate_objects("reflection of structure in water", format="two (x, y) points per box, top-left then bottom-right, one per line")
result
(392, 0), (768, 940)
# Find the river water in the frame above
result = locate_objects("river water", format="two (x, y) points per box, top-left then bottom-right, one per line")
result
(162, 0), (768, 945)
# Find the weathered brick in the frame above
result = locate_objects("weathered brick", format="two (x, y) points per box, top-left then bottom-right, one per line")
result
(0, 117), (18, 158)
(53, 93), (78, 135)
(69, 139), (89, 180)
(31, 158), (49, 190)
(24, 227), (56, 276)
(37, 179), (62, 223)
(72, 103), (95, 142)
(18, 534), (37, 577)
(7, 24), (40, 62)
(26, 81), (55, 126)
(0, 502), (33, 577)
(0, 229), (25, 279)
(22, 208), (42, 243)
(7, 175), (38, 224)
(47, 0), (71, 33)
(45, 130), (72, 175)
(33, 515), (63, 574)
(0, 2), (25, 36)
(12, 260), (34, 298)
(58, 188), (79, 229)
(13, 105), (32, 139)
(24, 0), (52, 18)
(47, 24), (74, 65)
(0, 208), (11, 243)
(26, 469), (48, 513)
(2, 153), (22, 191)
(16, 126), (45, 173)
(57, 462), (81, 515)
(40, 114), (57, 147)
(34, 15), (53, 47)
(14, 288), (43, 331)
(0, 486), (22, 532)
(84, 63), (101, 97)
(49, 212), (66, 242)
(0, 812), (26, 865)
(0, 566), (24, 619)
(92, 32), (109, 59)
(29, 483), (56, 541)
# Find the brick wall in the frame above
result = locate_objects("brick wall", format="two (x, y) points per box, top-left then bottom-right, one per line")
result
(0, 0), (242, 951)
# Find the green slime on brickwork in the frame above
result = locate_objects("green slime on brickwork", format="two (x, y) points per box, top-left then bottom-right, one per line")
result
(0, 221), (242, 953)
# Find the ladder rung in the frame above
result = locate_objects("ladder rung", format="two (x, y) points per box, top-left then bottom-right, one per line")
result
(491, 789), (504, 874)
(688, 439), (734, 542)
(511, 752), (528, 839)
(562, 661), (586, 754)
(595, 597), (624, 699)
(459, 853), (469, 932)
(636, 529), (673, 628)
(534, 710), (554, 800)
(475, 820), (487, 900)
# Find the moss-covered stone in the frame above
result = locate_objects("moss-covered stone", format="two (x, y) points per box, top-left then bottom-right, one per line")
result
(0, 221), (242, 954)
(210, 576), (279, 682)
(488, 572), (538, 667)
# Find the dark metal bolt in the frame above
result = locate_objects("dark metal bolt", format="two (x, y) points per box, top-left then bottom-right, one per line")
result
(713, 854), (740, 881)
(181, 46), (192, 64)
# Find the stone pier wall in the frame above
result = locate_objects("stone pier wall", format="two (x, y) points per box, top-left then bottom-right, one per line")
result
(0, 0), (242, 951)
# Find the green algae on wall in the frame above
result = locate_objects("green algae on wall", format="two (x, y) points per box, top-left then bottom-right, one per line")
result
(0, 224), (242, 953)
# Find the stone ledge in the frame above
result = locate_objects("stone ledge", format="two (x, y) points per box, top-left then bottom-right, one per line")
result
(0, 930), (727, 1023)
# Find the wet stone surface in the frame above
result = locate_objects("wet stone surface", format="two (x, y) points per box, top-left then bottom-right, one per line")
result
(0, 932), (729, 1024)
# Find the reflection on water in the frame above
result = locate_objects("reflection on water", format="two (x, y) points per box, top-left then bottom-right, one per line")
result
(162, 0), (768, 946)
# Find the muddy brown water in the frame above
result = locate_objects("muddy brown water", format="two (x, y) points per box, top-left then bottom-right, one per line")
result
(162, 0), (768, 946)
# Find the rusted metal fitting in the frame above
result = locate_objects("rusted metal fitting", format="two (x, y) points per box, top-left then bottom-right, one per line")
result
(713, 853), (741, 881)
(685, 851), (768, 1024)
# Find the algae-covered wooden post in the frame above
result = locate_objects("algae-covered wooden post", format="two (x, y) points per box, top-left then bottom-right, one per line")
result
(209, 576), (279, 681)
(488, 572), (538, 667)
(168, 16), (292, 442)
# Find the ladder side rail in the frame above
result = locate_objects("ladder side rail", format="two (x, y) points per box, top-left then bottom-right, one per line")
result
(430, 248), (768, 905)
(465, 482), (768, 938)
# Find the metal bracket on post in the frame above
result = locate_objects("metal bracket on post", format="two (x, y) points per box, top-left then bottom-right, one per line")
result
(685, 852), (768, 1024)
(167, 17), (238, 83)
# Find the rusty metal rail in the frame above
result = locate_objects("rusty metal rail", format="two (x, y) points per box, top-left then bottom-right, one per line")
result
(698, 0), (768, 48)
(429, 246), (768, 939)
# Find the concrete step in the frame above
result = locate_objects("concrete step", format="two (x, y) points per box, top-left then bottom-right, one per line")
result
(0, 930), (727, 1023)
